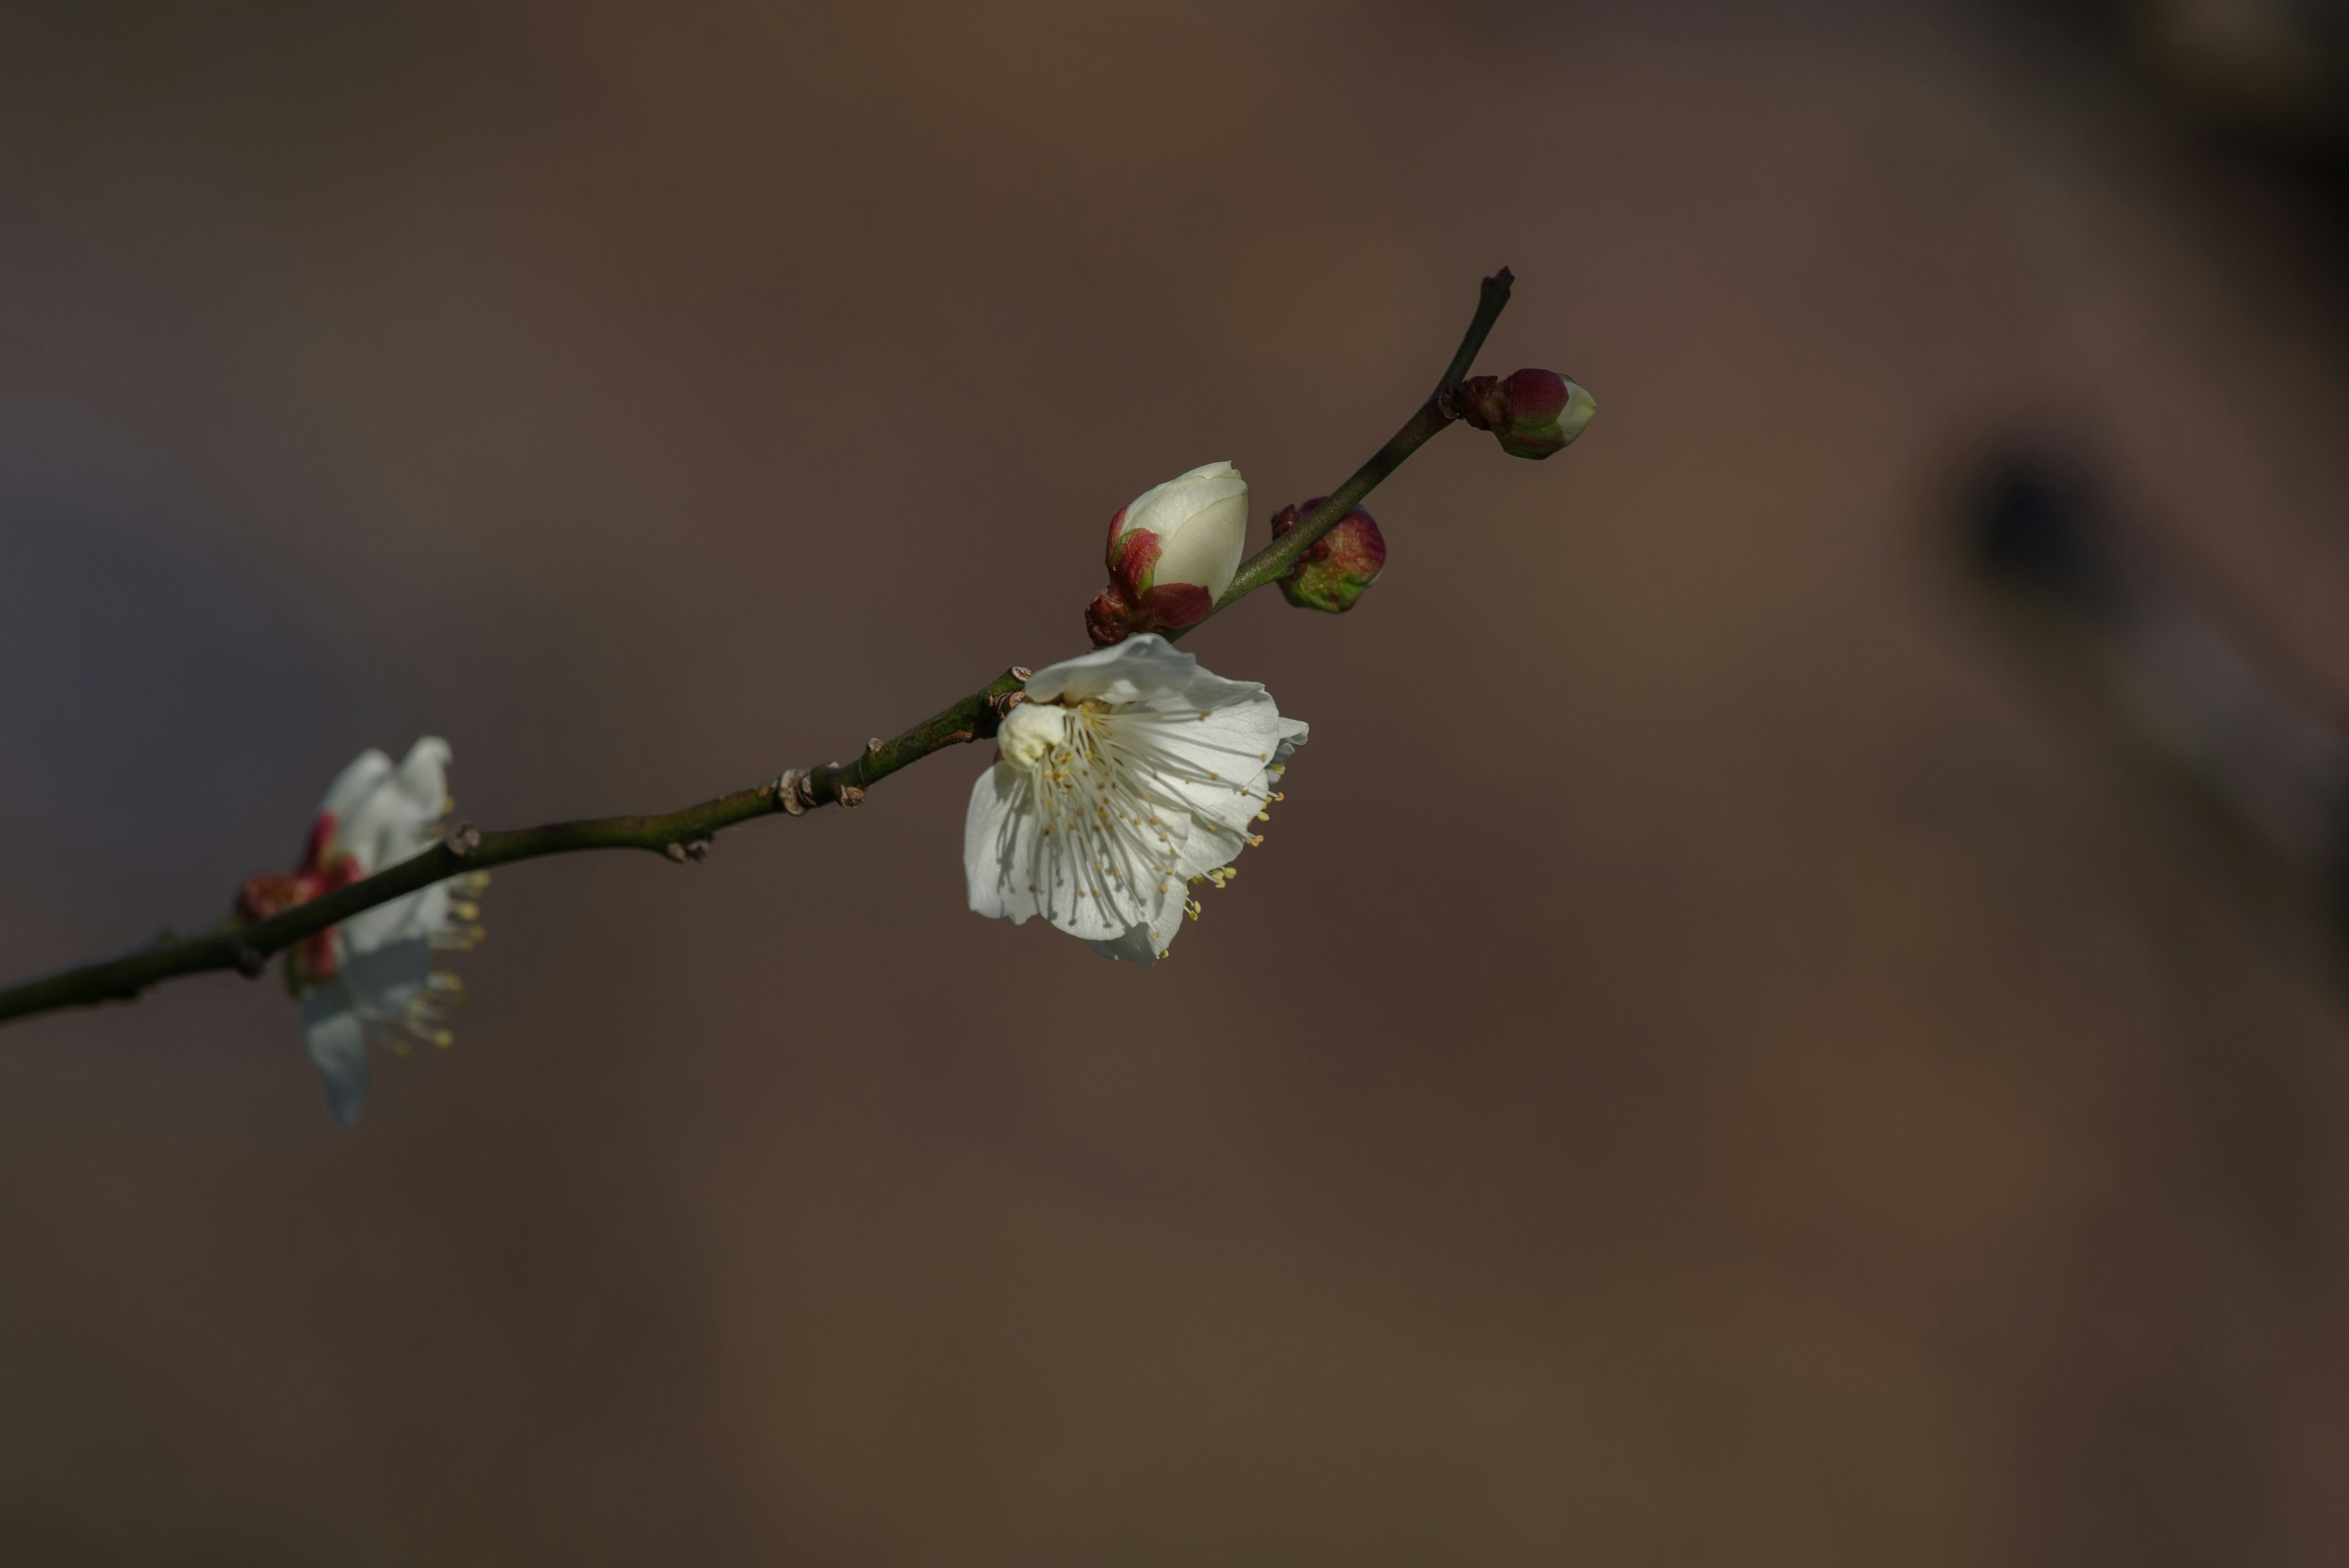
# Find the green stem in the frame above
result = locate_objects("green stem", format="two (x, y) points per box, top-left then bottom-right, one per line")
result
(0, 267), (1518, 1030)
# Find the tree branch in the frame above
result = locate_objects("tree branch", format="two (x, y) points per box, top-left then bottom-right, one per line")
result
(0, 267), (1517, 1030)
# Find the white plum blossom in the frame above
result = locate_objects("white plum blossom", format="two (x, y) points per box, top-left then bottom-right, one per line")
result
(242, 737), (483, 1127)
(964, 635), (1305, 965)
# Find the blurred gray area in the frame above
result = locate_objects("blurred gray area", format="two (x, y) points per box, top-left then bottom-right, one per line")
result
(6, 1), (2349, 1562)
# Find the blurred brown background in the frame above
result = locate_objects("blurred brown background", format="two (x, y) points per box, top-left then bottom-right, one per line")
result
(7, 1), (2349, 1562)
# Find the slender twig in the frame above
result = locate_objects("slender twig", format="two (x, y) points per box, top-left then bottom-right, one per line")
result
(0, 269), (1516, 1029)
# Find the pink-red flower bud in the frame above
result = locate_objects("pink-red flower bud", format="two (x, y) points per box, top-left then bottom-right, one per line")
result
(1271, 497), (1386, 614)
(1453, 368), (1596, 459)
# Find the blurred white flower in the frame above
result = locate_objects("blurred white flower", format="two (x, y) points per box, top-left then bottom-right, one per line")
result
(239, 737), (483, 1126)
(965, 636), (1305, 965)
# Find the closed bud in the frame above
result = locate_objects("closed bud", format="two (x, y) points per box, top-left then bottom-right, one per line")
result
(1271, 497), (1386, 614)
(1088, 461), (1250, 645)
(1454, 368), (1597, 459)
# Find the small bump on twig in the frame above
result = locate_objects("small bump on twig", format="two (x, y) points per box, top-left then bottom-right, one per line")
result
(445, 823), (483, 857)
(664, 841), (689, 864)
(234, 945), (267, 979)
(685, 838), (712, 862)
(1011, 666), (1033, 681)
(836, 784), (866, 809)
(774, 768), (816, 816)
(989, 690), (1026, 718)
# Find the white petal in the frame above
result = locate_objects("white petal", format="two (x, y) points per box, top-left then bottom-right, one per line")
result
(346, 880), (450, 954)
(969, 755), (1157, 940)
(341, 935), (433, 1022)
(1119, 461), (1242, 545)
(1026, 633), (1205, 707)
(299, 983), (371, 1129)
(318, 749), (394, 822)
(965, 762), (1044, 924)
(387, 737), (451, 819)
(1031, 749), (1170, 940)
(1558, 380), (1598, 444)
(1104, 700), (1284, 839)
(1086, 923), (1162, 966)
(1125, 708), (1304, 883)
(332, 736), (450, 873)
(1150, 484), (1249, 598)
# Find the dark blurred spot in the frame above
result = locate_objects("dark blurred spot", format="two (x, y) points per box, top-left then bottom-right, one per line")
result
(1962, 448), (2123, 619)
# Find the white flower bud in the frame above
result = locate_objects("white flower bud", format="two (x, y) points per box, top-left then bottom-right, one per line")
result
(1106, 461), (1250, 603)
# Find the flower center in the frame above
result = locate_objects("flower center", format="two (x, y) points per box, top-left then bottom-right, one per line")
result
(998, 700), (1084, 770)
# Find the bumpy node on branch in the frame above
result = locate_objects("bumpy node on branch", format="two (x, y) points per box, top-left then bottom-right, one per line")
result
(774, 768), (816, 816)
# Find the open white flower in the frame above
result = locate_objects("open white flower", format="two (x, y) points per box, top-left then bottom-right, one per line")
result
(241, 737), (484, 1127)
(965, 636), (1306, 965)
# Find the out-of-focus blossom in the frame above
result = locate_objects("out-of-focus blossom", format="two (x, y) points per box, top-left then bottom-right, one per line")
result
(965, 636), (1305, 965)
(237, 737), (483, 1126)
